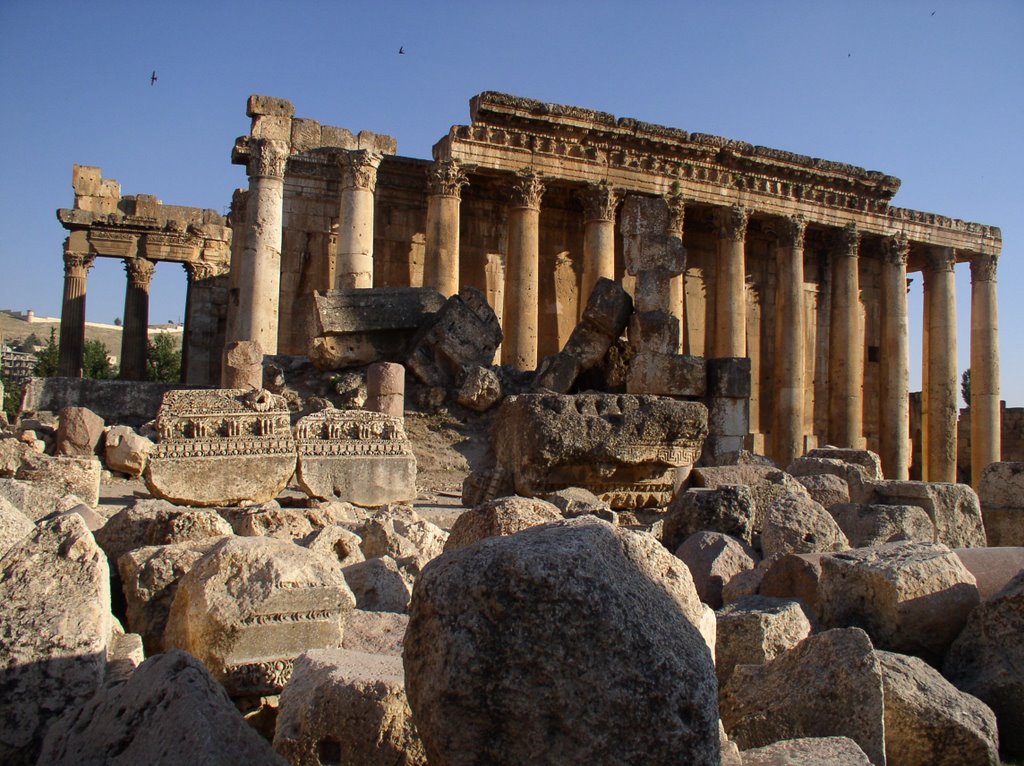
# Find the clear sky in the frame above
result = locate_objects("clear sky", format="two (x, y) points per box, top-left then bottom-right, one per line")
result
(1, 1), (1021, 403)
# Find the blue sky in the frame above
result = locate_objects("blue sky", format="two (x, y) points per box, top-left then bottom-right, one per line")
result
(1, 1), (1021, 403)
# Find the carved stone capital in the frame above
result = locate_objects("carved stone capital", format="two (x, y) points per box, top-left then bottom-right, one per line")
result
(63, 250), (95, 277)
(925, 246), (956, 274)
(970, 254), (998, 283)
(779, 215), (807, 249)
(881, 233), (910, 268)
(426, 159), (469, 198)
(834, 222), (860, 257)
(510, 168), (545, 210)
(248, 139), (289, 180)
(124, 257), (156, 288)
(717, 205), (748, 241)
(185, 260), (230, 282)
(581, 181), (620, 222)
(666, 193), (687, 236)
(337, 149), (383, 192)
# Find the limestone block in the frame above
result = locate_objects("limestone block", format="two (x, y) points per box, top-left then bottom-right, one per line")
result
(690, 466), (808, 536)
(404, 518), (719, 765)
(0, 477), (77, 522)
(707, 357), (751, 398)
(720, 628), (885, 766)
(664, 484), (759, 549)
(758, 552), (827, 617)
(247, 94), (295, 117)
(953, 546), (1024, 599)
(343, 609), (408, 656)
(629, 310), (680, 355)
(15, 453), (101, 506)
(676, 531), (758, 609)
(943, 570), (1024, 759)
(715, 596), (813, 686)
(145, 389), (296, 508)
(164, 536), (356, 696)
(828, 502), (934, 548)
(295, 409), (416, 506)
(761, 491), (849, 562)
(978, 462), (1024, 545)
(721, 565), (766, 605)
(219, 501), (316, 541)
(289, 117), (322, 153)
(342, 556), (412, 613)
(739, 737), (872, 765)
(626, 350), (707, 397)
(37, 650), (287, 765)
(621, 195), (685, 275)
(444, 495), (561, 551)
(300, 525), (365, 568)
(804, 446), (883, 479)
(103, 424), (154, 477)
(359, 507), (447, 573)
(818, 541), (979, 663)
(106, 629), (145, 684)
(0, 515), (111, 765)
(532, 351), (582, 393)
(981, 507), (1024, 546)
(223, 340), (264, 390)
(95, 498), (234, 565)
(55, 406), (105, 457)
(878, 650), (999, 766)
(794, 472), (849, 509)
(853, 478), (987, 548)
(491, 393), (707, 510)
(274, 649), (426, 766)
(0, 496), (33, 558)
(544, 486), (614, 519)
(454, 365), (502, 411)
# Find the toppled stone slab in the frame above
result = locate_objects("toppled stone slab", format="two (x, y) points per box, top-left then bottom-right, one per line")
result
(758, 553), (828, 620)
(295, 409), (416, 506)
(715, 596), (814, 686)
(739, 737), (871, 765)
(0, 496), (33, 558)
(15, 453), (101, 507)
(828, 502), (934, 547)
(164, 536), (356, 696)
(37, 650), (287, 765)
(444, 495), (561, 551)
(689, 465), (808, 537)
(0, 477), (82, 522)
(853, 478), (987, 548)
(55, 406), (105, 457)
(664, 484), (759, 549)
(0, 515), (111, 765)
(404, 517), (718, 765)
(761, 491), (849, 562)
(95, 498), (234, 565)
(145, 388), (296, 507)
(103, 424), (154, 477)
(794, 473), (850, 509)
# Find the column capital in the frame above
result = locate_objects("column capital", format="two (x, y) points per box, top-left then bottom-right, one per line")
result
(248, 138), (289, 180)
(970, 253), (998, 283)
(779, 215), (807, 249)
(426, 159), (469, 198)
(124, 257), (156, 288)
(510, 168), (545, 210)
(925, 246), (956, 274)
(63, 249), (95, 277)
(717, 205), (749, 241)
(336, 149), (383, 192)
(185, 260), (230, 282)
(881, 232), (910, 267)
(834, 222), (860, 257)
(580, 180), (620, 222)
(665, 192), (687, 236)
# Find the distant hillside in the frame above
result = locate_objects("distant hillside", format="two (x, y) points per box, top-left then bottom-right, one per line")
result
(0, 312), (181, 364)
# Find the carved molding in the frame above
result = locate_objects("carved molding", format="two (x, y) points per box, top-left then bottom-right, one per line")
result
(970, 253), (998, 283)
(666, 192), (686, 236)
(881, 233), (910, 268)
(926, 246), (956, 274)
(248, 139), (289, 180)
(717, 205), (748, 241)
(426, 159), (469, 198)
(337, 149), (383, 192)
(124, 257), (156, 288)
(63, 251), (95, 277)
(581, 180), (620, 222)
(509, 168), (545, 210)
(185, 260), (230, 282)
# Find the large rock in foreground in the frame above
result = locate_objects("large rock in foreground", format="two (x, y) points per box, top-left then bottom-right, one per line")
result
(404, 517), (719, 765)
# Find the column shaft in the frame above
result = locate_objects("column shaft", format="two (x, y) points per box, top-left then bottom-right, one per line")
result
(336, 150), (382, 289)
(120, 257), (155, 380)
(924, 247), (958, 483)
(57, 246), (94, 377)
(667, 193), (687, 352)
(879, 235), (911, 479)
(424, 160), (468, 297)
(580, 182), (619, 318)
(714, 206), (748, 357)
(772, 216), (806, 467)
(502, 170), (544, 370)
(970, 254), (1000, 486)
(828, 224), (864, 448)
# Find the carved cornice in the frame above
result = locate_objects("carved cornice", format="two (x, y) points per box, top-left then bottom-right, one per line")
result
(337, 149), (383, 192)
(63, 249), (95, 277)
(881, 233), (910, 268)
(834, 223), (860, 257)
(581, 180), (620, 222)
(717, 205), (748, 241)
(925, 246), (956, 274)
(248, 139), (289, 180)
(185, 260), (230, 282)
(666, 191), (686, 236)
(780, 215), (807, 250)
(970, 253), (998, 283)
(426, 159), (469, 198)
(509, 168), (545, 210)
(124, 257), (156, 288)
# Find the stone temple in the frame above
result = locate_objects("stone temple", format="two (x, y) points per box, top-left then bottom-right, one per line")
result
(55, 91), (1001, 486)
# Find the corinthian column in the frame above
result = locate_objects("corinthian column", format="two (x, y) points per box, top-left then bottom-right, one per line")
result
(237, 138), (288, 355)
(580, 181), (620, 318)
(424, 159), (468, 297)
(336, 149), (383, 289)
(970, 253), (1000, 486)
(772, 215), (806, 467)
(828, 223), (864, 448)
(119, 257), (155, 380)
(667, 192), (687, 351)
(924, 247), (958, 483)
(502, 169), (545, 370)
(714, 205), (748, 357)
(879, 234), (911, 479)
(57, 244), (95, 377)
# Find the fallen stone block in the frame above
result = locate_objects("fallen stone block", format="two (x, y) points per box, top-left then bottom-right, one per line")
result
(0, 496), (33, 558)
(978, 462), (1024, 546)
(804, 446), (883, 479)
(15, 453), (101, 507)
(454, 365), (502, 412)
(663, 484), (759, 549)
(739, 737), (871, 765)
(300, 524), (365, 568)
(444, 495), (561, 551)
(828, 502), (934, 547)
(343, 609), (408, 656)
(218, 501), (316, 541)
(103, 424), (154, 477)
(758, 553), (827, 619)
(96, 498), (234, 565)
(794, 472), (849, 509)
(55, 406), (105, 457)
(715, 595), (814, 686)
(689, 465), (809, 536)
(853, 479), (987, 548)
(343, 556), (412, 613)
(953, 546), (1024, 600)
(676, 531), (758, 609)
(761, 491), (849, 561)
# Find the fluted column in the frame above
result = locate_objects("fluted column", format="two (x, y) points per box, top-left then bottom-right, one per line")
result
(57, 245), (95, 377)
(879, 234), (911, 479)
(424, 159), (468, 297)
(772, 215), (806, 467)
(667, 192), (687, 352)
(970, 253), (1000, 486)
(119, 257), (155, 380)
(236, 138), (287, 355)
(924, 247), (958, 483)
(336, 149), (383, 289)
(502, 169), (545, 370)
(828, 223), (864, 448)
(714, 205), (748, 357)
(580, 181), (620, 318)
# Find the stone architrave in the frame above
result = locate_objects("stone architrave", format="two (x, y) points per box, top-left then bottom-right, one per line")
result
(295, 409), (416, 507)
(144, 388), (296, 507)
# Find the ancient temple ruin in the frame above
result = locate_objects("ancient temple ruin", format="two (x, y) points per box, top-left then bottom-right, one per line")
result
(56, 92), (1002, 484)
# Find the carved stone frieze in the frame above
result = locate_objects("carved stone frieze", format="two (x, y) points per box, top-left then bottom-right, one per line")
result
(509, 168), (545, 209)
(881, 233), (910, 268)
(717, 205), (749, 242)
(970, 253), (998, 283)
(581, 180), (621, 222)
(248, 138), (290, 180)
(123, 257), (156, 288)
(336, 149), (383, 192)
(426, 159), (469, 198)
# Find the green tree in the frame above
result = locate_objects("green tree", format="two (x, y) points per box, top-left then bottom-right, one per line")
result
(146, 332), (181, 383)
(33, 328), (59, 377)
(83, 339), (116, 379)
(961, 368), (971, 408)
(17, 333), (40, 352)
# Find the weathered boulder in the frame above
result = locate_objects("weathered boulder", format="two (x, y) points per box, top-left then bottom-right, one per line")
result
(943, 570), (1024, 759)
(977, 461), (1024, 545)
(677, 531), (758, 609)
(444, 495), (561, 551)
(359, 506), (447, 573)
(404, 517), (719, 765)
(0, 496), (33, 557)
(343, 609), (408, 656)
(274, 649), (426, 766)
(720, 628), (885, 766)
(739, 737), (872, 765)
(0, 477), (77, 522)
(664, 484), (759, 549)
(0, 515), (111, 765)
(544, 486), (614, 519)
(95, 498), (234, 565)
(454, 365), (502, 412)
(761, 491), (849, 561)
(342, 556), (412, 613)
(819, 541), (979, 663)
(795, 472), (850, 509)
(55, 406), (105, 457)
(722, 565), (766, 604)
(0, 434), (34, 475)
(853, 479), (987, 548)
(803, 447), (883, 478)
(218, 501), (316, 541)
(300, 524), (365, 568)
(879, 650), (999, 766)
(164, 536), (356, 695)
(103, 424), (154, 476)
(689, 466), (809, 536)
(758, 552), (827, 616)
(37, 650), (287, 765)
(14, 453), (101, 507)
(828, 502), (934, 548)
(715, 596), (814, 686)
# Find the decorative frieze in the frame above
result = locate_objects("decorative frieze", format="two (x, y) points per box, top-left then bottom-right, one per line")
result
(426, 159), (469, 198)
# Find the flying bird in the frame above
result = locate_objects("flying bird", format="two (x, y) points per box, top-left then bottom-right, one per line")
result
(931, 11), (936, 15)
(150, 70), (157, 85)
(399, 46), (405, 54)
